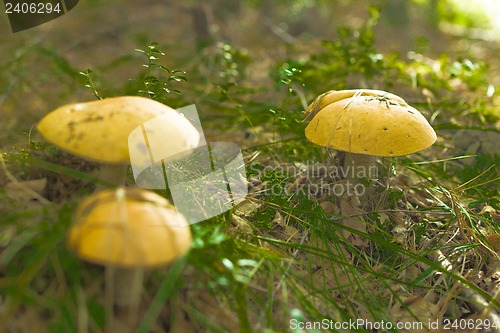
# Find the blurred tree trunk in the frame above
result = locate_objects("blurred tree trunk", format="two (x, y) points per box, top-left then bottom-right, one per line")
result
(382, 0), (411, 28)
(190, 4), (213, 49)
(427, 0), (440, 29)
(378, 0), (411, 52)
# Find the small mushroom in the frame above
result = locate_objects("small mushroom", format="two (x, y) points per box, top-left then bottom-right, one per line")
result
(37, 96), (200, 187)
(67, 187), (192, 327)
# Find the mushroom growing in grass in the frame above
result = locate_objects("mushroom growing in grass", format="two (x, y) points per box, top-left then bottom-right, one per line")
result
(37, 96), (200, 187)
(305, 89), (436, 188)
(67, 187), (192, 327)
(305, 89), (436, 245)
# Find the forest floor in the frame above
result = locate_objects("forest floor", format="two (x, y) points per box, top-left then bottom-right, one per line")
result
(1, 1), (499, 332)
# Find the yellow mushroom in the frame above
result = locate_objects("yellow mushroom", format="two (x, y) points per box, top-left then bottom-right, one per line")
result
(67, 187), (192, 317)
(305, 91), (436, 157)
(305, 89), (436, 246)
(68, 187), (191, 267)
(37, 96), (200, 186)
(305, 90), (436, 177)
(304, 89), (407, 121)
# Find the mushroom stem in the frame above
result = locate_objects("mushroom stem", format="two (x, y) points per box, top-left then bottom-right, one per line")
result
(342, 153), (377, 181)
(341, 152), (379, 212)
(337, 152), (379, 248)
(114, 267), (144, 308)
(105, 267), (143, 332)
(95, 164), (128, 189)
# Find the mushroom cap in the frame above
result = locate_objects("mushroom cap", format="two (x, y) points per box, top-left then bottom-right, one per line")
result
(67, 188), (192, 268)
(37, 96), (200, 164)
(305, 91), (437, 156)
(304, 89), (406, 121)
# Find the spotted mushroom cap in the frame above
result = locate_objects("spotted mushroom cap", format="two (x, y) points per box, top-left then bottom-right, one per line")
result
(305, 90), (437, 156)
(37, 96), (200, 164)
(304, 89), (407, 121)
(67, 187), (192, 268)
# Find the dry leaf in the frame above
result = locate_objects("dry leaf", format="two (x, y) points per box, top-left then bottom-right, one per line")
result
(4, 178), (48, 208)
(389, 297), (440, 332)
(320, 200), (339, 214)
(186, 289), (239, 332)
(230, 214), (254, 233)
(7, 306), (49, 333)
(283, 225), (301, 243)
(170, 306), (191, 333)
(486, 234), (500, 252)
(392, 225), (408, 244)
(480, 205), (499, 216)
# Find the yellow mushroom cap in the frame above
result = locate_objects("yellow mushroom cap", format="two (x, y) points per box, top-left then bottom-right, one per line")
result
(67, 188), (192, 268)
(305, 91), (437, 156)
(37, 96), (200, 164)
(304, 89), (407, 120)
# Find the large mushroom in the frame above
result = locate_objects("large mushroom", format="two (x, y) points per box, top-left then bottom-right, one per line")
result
(305, 89), (436, 245)
(67, 187), (192, 328)
(305, 89), (436, 185)
(37, 96), (200, 186)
